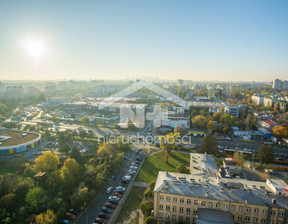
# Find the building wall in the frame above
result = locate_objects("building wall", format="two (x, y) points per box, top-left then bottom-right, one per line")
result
(154, 192), (287, 224)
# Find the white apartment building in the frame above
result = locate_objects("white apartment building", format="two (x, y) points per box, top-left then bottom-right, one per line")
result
(5, 86), (24, 99)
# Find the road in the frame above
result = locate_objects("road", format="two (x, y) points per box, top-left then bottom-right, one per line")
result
(75, 150), (137, 224)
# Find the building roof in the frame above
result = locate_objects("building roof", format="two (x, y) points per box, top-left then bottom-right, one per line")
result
(190, 153), (219, 177)
(196, 208), (235, 224)
(261, 119), (276, 125)
(267, 179), (288, 192)
(154, 172), (288, 208)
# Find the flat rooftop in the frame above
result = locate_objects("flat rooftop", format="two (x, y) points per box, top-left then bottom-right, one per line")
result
(0, 129), (39, 147)
(154, 171), (288, 208)
(190, 153), (219, 177)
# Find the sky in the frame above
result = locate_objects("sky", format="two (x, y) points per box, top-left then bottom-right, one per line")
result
(0, 0), (287, 82)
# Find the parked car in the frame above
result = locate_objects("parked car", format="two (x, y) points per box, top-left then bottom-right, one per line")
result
(65, 212), (77, 220)
(115, 189), (125, 194)
(98, 213), (110, 219)
(101, 207), (112, 214)
(93, 218), (105, 224)
(108, 198), (119, 205)
(59, 220), (70, 224)
(113, 192), (122, 198)
(106, 186), (113, 194)
(116, 186), (126, 191)
(68, 209), (79, 215)
(109, 196), (120, 201)
(104, 203), (116, 209)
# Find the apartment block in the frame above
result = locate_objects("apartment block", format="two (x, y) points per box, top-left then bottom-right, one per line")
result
(153, 153), (288, 224)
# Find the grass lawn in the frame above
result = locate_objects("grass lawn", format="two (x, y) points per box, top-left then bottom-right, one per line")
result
(115, 186), (146, 224)
(135, 151), (190, 183)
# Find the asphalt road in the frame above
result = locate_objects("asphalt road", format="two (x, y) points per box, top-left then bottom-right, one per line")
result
(75, 150), (136, 224)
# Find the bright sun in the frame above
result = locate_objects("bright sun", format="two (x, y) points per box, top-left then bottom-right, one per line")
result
(25, 40), (45, 57)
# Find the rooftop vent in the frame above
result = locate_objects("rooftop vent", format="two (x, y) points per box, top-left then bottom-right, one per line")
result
(272, 198), (277, 204)
(220, 188), (224, 192)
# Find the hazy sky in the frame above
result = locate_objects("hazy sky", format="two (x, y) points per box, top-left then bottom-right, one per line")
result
(0, 0), (287, 81)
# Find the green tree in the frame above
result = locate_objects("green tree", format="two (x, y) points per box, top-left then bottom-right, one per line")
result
(148, 181), (156, 190)
(71, 187), (95, 208)
(160, 133), (177, 164)
(145, 216), (157, 224)
(139, 201), (153, 218)
(257, 145), (274, 164)
(207, 120), (216, 131)
(176, 164), (189, 174)
(34, 151), (59, 172)
(200, 134), (218, 155)
(51, 114), (57, 122)
(144, 189), (154, 200)
(1, 193), (16, 210)
(71, 146), (83, 164)
(273, 125), (288, 141)
(35, 209), (57, 224)
(26, 187), (47, 212)
(233, 152), (245, 167)
(79, 130), (87, 139)
(79, 115), (90, 125)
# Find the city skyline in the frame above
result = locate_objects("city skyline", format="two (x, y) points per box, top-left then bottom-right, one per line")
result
(0, 0), (288, 81)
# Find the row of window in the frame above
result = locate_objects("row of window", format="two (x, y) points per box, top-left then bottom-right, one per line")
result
(159, 196), (285, 218)
(157, 213), (285, 224)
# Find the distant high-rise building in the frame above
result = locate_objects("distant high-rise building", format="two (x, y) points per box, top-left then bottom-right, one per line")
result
(272, 79), (287, 89)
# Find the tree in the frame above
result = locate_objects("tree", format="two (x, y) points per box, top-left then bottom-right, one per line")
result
(1, 193), (16, 210)
(139, 201), (153, 218)
(79, 115), (90, 125)
(35, 209), (57, 224)
(71, 146), (83, 164)
(60, 159), (80, 191)
(233, 152), (245, 167)
(207, 121), (216, 131)
(257, 145), (274, 164)
(34, 151), (59, 172)
(191, 115), (211, 129)
(200, 134), (218, 155)
(145, 216), (157, 224)
(71, 187), (95, 208)
(174, 126), (186, 136)
(273, 125), (288, 141)
(51, 114), (57, 122)
(160, 133), (177, 164)
(176, 164), (189, 174)
(25, 187), (47, 211)
(144, 189), (154, 200)
(148, 181), (156, 190)
(79, 130), (87, 139)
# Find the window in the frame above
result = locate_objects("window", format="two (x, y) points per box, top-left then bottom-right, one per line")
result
(186, 217), (190, 222)
(253, 217), (258, 224)
(173, 197), (177, 203)
(238, 216), (242, 221)
(263, 210), (267, 216)
(271, 210), (276, 216)
(187, 199), (191, 205)
(201, 201), (206, 207)
(159, 213), (163, 218)
(279, 212), (284, 218)
(172, 206), (177, 212)
(193, 210), (197, 215)
(187, 208), (191, 214)
(180, 198), (184, 204)
(160, 195), (164, 201)
(239, 206), (244, 212)
(231, 205), (235, 211)
(216, 203), (220, 208)
(172, 215), (176, 221)
(223, 204), (228, 210)
(247, 207), (251, 213)
(179, 207), (184, 213)
(166, 205), (170, 211)
(269, 221), (274, 224)
(179, 216), (183, 221)
(159, 204), (163, 210)
(246, 216), (251, 222)
(261, 219), (267, 224)
(166, 196), (170, 202)
(209, 202), (213, 208)
(194, 200), (198, 206)
(255, 208), (259, 214)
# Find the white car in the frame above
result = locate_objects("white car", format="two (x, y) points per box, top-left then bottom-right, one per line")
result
(109, 196), (120, 201)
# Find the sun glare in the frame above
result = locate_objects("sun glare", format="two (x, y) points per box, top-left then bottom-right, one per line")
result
(25, 40), (45, 57)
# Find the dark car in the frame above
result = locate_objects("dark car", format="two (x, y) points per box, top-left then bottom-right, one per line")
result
(98, 212), (110, 219)
(68, 209), (79, 215)
(65, 212), (77, 220)
(108, 198), (119, 205)
(104, 203), (116, 209)
(93, 218), (105, 224)
(115, 189), (125, 194)
(101, 207), (112, 214)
